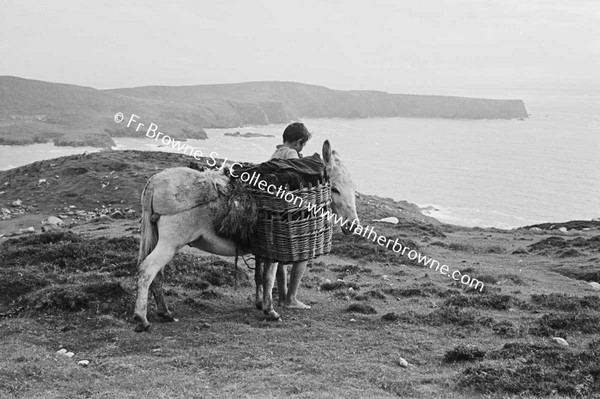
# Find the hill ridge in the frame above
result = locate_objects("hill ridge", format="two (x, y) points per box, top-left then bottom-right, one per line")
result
(0, 76), (528, 147)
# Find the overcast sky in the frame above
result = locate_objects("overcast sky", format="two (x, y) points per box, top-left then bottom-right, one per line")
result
(1, 0), (599, 95)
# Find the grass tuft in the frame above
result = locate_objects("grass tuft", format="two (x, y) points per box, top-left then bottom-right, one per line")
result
(531, 312), (600, 336)
(444, 293), (528, 311)
(530, 293), (600, 312)
(346, 303), (377, 314)
(444, 345), (486, 363)
(20, 280), (131, 314)
(459, 342), (600, 397)
(320, 281), (360, 291)
(383, 282), (452, 298)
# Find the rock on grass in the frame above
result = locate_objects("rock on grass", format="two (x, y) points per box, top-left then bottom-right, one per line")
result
(552, 337), (569, 346)
(396, 357), (409, 368)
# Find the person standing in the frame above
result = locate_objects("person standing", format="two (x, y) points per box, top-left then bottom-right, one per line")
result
(268, 122), (312, 309)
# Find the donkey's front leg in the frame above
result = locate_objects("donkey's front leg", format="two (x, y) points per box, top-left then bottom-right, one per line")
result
(262, 260), (281, 321)
(254, 257), (263, 310)
(276, 263), (288, 306)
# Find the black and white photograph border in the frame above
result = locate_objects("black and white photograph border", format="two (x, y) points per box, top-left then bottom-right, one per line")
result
(1, 1), (599, 398)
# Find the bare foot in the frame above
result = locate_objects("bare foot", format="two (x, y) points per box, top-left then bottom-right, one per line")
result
(285, 299), (311, 309)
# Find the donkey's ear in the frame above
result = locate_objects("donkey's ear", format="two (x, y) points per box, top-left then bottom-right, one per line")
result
(322, 140), (332, 166)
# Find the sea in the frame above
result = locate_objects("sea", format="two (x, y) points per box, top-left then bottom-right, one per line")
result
(1, 89), (599, 229)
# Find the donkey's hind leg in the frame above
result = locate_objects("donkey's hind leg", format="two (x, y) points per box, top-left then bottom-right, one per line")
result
(134, 240), (177, 332)
(151, 270), (174, 322)
(134, 207), (211, 332)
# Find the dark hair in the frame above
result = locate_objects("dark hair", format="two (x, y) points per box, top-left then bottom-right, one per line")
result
(283, 122), (311, 144)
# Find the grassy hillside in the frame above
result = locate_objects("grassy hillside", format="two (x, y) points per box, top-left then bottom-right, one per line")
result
(0, 151), (599, 398)
(0, 77), (208, 147)
(0, 149), (438, 236)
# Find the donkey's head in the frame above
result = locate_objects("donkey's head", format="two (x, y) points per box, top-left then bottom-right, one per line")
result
(322, 140), (360, 235)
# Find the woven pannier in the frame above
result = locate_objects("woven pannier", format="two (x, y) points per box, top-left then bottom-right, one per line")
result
(249, 182), (333, 263)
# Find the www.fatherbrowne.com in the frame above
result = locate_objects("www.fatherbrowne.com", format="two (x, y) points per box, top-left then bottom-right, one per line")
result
(231, 168), (484, 292)
(115, 112), (482, 291)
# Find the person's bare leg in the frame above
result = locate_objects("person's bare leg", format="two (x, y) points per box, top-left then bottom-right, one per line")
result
(276, 263), (288, 305)
(285, 260), (311, 309)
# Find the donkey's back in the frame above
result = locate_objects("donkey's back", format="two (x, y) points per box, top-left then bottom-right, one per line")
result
(144, 167), (230, 216)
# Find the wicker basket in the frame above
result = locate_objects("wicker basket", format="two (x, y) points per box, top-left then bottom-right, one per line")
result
(249, 182), (333, 263)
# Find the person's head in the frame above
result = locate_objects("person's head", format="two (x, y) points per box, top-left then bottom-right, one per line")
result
(283, 122), (311, 153)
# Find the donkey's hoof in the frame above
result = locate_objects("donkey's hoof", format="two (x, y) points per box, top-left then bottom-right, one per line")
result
(263, 310), (281, 322)
(157, 312), (176, 323)
(255, 302), (263, 311)
(133, 315), (151, 332)
(134, 323), (150, 333)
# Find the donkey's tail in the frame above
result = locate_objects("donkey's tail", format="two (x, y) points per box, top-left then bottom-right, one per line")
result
(138, 181), (159, 266)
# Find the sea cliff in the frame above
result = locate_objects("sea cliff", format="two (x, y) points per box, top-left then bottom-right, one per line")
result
(0, 77), (528, 147)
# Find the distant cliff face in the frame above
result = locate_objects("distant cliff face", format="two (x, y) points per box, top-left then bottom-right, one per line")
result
(109, 81), (528, 123)
(0, 77), (528, 147)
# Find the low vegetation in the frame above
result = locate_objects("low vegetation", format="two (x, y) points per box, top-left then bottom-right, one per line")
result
(1, 150), (599, 398)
